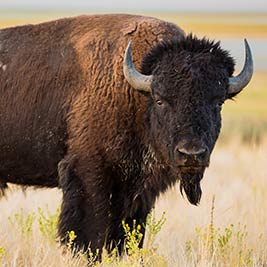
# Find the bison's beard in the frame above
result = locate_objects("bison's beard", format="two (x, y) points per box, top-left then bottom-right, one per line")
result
(179, 172), (203, 205)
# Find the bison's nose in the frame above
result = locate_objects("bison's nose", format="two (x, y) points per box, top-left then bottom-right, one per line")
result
(175, 141), (209, 166)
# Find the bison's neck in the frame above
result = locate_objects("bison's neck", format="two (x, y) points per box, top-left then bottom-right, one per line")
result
(141, 144), (164, 173)
(116, 141), (178, 196)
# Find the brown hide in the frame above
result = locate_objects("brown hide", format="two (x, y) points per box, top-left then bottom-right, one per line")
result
(0, 14), (184, 188)
(0, 14), (185, 255)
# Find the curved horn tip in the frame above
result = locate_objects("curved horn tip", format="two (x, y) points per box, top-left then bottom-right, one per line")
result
(124, 41), (133, 61)
(244, 38), (252, 60)
(127, 40), (133, 50)
(228, 38), (254, 95)
(244, 38), (249, 48)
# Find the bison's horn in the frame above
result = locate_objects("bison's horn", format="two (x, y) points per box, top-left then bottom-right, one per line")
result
(123, 41), (153, 93)
(228, 39), (254, 95)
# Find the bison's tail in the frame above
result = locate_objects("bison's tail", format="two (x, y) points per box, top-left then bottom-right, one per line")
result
(0, 181), (8, 198)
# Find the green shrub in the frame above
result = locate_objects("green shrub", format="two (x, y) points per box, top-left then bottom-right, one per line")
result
(8, 208), (36, 236)
(38, 206), (60, 242)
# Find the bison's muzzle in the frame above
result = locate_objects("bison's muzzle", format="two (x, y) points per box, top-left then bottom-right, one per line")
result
(175, 138), (208, 205)
(175, 138), (210, 168)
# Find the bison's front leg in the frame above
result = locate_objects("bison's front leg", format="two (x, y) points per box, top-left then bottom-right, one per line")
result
(57, 156), (110, 260)
(106, 193), (153, 255)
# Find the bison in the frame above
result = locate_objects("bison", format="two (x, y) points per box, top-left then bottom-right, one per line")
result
(0, 14), (253, 258)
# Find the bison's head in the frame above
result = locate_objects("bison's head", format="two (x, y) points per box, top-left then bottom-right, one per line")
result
(123, 35), (253, 205)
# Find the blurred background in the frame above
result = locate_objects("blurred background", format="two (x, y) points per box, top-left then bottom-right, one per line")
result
(0, 0), (266, 144)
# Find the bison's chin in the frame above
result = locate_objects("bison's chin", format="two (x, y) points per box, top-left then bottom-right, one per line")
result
(179, 172), (203, 206)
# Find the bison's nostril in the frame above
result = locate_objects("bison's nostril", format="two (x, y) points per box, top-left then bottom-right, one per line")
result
(177, 146), (207, 156)
(175, 143), (209, 166)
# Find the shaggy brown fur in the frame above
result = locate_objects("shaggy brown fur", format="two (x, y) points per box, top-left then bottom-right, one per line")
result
(0, 14), (184, 257)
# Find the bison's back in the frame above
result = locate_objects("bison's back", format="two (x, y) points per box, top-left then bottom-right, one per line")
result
(0, 14), (184, 186)
(0, 17), (81, 185)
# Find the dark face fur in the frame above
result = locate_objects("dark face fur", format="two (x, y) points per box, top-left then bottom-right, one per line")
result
(141, 35), (235, 205)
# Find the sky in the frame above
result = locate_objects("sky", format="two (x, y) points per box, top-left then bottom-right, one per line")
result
(0, 0), (266, 12)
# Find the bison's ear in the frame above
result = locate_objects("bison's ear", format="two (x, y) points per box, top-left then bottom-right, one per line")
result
(227, 39), (253, 99)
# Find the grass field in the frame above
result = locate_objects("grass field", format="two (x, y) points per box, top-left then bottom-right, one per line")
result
(221, 71), (267, 144)
(0, 11), (266, 267)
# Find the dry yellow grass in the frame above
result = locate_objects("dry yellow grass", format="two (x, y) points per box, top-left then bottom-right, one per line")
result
(0, 140), (266, 266)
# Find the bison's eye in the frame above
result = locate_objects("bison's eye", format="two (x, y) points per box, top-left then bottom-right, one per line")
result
(154, 95), (165, 107)
(154, 94), (167, 108)
(156, 99), (163, 106)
